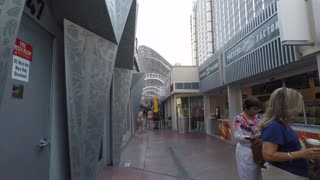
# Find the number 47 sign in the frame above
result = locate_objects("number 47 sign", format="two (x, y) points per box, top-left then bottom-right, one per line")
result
(26, 0), (45, 20)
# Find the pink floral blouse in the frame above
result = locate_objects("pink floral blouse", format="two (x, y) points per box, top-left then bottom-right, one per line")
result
(233, 113), (261, 143)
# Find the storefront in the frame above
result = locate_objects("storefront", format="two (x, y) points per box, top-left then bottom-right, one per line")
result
(240, 69), (320, 144)
(200, 1), (320, 144)
(199, 50), (232, 141)
(207, 91), (231, 141)
(164, 65), (203, 133)
(175, 95), (204, 133)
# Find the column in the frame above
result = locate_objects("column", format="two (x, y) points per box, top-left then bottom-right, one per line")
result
(317, 54), (320, 79)
(204, 95), (212, 134)
(227, 84), (243, 144)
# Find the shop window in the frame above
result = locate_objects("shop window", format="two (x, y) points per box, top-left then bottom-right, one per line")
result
(313, 71), (320, 87)
(252, 80), (282, 95)
(192, 83), (199, 89)
(175, 83), (183, 89)
(184, 83), (192, 89)
(252, 84), (266, 95)
(265, 80), (282, 93)
(285, 74), (310, 90)
(176, 97), (189, 118)
(293, 72), (320, 126)
(295, 112), (306, 124)
(303, 101), (320, 125)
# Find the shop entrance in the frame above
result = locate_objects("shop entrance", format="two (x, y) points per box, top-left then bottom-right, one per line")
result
(190, 96), (204, 132)
(176, 96), (204, 133)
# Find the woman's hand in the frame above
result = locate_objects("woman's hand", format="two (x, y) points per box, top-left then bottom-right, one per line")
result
(249, 134), (262, 145)
(299, 148), (320, 159)
(250, 134), (261, 139)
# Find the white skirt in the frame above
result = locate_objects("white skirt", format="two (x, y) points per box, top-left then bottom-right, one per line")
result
(236, 143), (262, 180)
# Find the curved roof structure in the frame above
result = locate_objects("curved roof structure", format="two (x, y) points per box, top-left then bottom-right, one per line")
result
(137, 45), (172, 97)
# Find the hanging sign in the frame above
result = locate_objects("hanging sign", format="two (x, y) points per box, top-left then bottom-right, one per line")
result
(12, 39), (33, 82)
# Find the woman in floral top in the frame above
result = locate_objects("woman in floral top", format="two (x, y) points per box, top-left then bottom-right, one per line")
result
(233, 97), (263, 180)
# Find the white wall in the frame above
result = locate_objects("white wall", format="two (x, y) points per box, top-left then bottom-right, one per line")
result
(171, 66), (199, 83)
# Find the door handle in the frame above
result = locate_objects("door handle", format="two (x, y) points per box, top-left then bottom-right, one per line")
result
(38, 138), (49, 149)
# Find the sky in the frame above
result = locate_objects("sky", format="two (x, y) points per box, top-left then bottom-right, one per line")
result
(136, 0), (194, 66)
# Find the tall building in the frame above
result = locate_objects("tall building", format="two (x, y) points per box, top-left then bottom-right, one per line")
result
(214, 0), (274, 50)
(190, 3), (198, 66)
(190, 0), (214, 66)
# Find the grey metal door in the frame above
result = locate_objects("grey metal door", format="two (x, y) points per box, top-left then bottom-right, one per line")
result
(0, 14), (53, 180)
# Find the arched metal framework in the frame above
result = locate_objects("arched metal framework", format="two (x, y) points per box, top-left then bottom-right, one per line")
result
(137, 45), (172, 97)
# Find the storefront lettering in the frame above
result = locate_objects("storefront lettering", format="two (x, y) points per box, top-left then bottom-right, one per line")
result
(200, 59), (219, 80)
(255, 21), (279, 43)
(225, 15), (279, 65)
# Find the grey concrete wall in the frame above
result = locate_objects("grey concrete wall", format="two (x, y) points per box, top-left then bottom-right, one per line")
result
(50, 31), (71, 180)
(131, 73), (145, 130)
(114, 0), (137, 69)
(64, 19), (118, 180)
(112, 68), (132, 166)
(0, 0), (25, 108)
(105, 0), (134, 43)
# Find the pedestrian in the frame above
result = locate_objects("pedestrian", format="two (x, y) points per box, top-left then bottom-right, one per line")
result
(137, 109), (143, 133)
(147, 108), (153, 129)
(233, 96), (263, 180)
(261, 87), (320, 179)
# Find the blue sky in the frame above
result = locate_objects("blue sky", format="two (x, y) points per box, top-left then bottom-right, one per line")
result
(136, 0), (194, 65)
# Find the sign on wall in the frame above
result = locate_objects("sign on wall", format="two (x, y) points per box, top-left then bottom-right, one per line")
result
(159, 87), (166, 97)
(225, 15), (279, 65)
(12, 84), (24, 99)
(199, 58), (219, 80)
(12, 39), (33, 82)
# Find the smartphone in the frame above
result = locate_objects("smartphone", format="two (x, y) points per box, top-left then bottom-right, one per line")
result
(245, 136), (250, 140)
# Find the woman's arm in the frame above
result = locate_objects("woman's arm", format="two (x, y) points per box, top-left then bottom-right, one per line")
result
(262, 142), (320, 162)
(233, 117), (250, 143)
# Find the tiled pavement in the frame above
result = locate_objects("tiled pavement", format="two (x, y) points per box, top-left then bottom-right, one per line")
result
(100, 130), (292, 180)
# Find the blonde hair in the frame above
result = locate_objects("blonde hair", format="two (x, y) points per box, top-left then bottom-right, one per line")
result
(260, 87), (303, 128)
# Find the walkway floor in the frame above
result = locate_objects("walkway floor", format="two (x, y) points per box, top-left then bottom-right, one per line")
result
(100, 130), (293, 180)
(101, 130), (237, 180)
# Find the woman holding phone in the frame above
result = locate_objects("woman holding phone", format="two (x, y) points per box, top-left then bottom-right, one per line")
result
(233, 97), (263, 180)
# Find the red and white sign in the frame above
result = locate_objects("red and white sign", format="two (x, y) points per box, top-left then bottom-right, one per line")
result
(13, 39), (33, 62)
(12, 39), (33, 82)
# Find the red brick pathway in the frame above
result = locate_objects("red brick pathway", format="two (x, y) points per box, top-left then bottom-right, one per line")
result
(100, 130), (292, 180)
(100, 130), (238, 180)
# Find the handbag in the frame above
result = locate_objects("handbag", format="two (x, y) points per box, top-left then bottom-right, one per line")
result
(242, 115), (266, 167)
(309, 159), (320, 180)
(249, 136), (266, 167)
